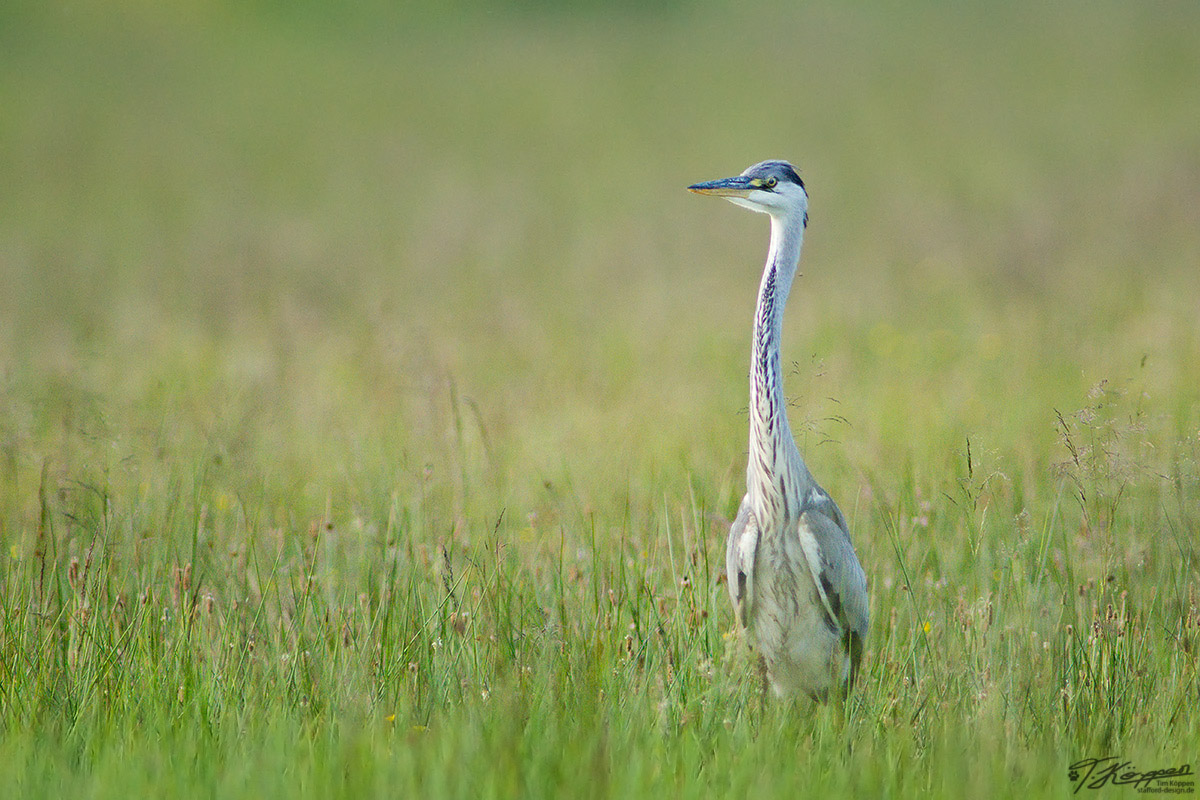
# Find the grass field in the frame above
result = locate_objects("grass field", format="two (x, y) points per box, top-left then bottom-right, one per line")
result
(1, 1), (1198, 796)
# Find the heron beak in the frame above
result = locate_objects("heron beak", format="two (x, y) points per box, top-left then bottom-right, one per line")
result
(687, 176), (757, 197)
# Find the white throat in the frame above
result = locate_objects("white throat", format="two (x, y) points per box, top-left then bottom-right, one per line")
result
(746, 210), (812, 518)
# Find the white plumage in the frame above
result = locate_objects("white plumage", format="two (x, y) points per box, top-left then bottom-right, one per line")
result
(690, 160), (868, 700)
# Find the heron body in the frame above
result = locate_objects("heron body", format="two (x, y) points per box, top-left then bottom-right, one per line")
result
(689, 160), (868, 700)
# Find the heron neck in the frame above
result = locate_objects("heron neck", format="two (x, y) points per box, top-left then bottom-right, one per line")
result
(748, 213), (807, 510)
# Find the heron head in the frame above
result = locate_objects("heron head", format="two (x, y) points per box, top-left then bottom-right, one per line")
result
(688, 160), (808, 222)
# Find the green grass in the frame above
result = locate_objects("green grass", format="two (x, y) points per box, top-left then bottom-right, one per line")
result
(1, 1), (1198, 796)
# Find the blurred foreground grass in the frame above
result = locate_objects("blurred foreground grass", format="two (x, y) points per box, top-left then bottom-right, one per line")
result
(1, 1), (1198, 796)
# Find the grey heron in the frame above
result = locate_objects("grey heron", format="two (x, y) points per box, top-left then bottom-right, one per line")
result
(689, 160), (868, 701)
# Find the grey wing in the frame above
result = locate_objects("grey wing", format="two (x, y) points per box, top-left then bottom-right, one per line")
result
(796, 487), (869, 685)
(725, 496), (760, 629)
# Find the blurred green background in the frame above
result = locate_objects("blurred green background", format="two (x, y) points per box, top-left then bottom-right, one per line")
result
(2, 0), (1198, 572)
(5, 1), (1197, 505)
(1, 0), (1198, 793)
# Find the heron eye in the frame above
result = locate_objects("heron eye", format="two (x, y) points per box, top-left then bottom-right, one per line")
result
(764, 176), (778, 189)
